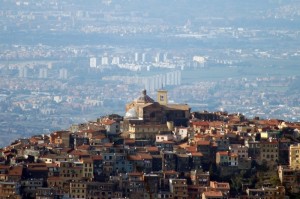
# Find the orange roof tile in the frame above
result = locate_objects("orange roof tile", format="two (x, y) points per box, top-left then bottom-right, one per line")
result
(203, 190), (223, 197)
(102, 119), (116, 125)
(210, 181), (230, 189)
(76, 144), (90, 150)
(217, 151), (229, 156)
(197, 141), (210, 146)
(81, 158), (93, 163)
(128, 155), (142, 161)
(146, 146), (159, 152)
(209, 121), (224, 128)
(91, 134), (106, 139)
(124, 139), (135, 144)
(128, 172), (143, 176)
(91, 155), (102, 161)
(191, 152), (203, 157)
(163, 170), (178, 175)
(8, 166), (23, 176)
(137, 153), (153, 160)
(186, 146), (197, 152)
(192, 121), (210, 127)
(0, 165), (10, 170)
(103, 143), (113, 147)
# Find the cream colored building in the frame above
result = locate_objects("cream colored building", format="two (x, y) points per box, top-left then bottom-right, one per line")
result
(259, 139), (279, 166)
(122, 90), (190, 140)
(169, 179), (188, 199)
(81, 158), (94, 179)
(290, 143), (300, 169)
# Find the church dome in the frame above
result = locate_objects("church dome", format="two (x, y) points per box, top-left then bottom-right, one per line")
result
(135, 89), (154, 103)
(125, 108), (138, 119)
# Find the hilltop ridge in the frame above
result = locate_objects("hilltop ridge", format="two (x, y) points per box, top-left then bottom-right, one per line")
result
(1, 106), (300, 198)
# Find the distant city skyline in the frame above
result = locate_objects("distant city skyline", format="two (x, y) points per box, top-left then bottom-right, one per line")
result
(0, 0), (300, 147)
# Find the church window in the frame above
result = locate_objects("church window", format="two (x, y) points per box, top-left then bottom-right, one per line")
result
(160, 95), (164, 101)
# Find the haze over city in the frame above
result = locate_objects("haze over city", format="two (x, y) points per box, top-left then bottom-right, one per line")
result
(0, 0), (300, 147)
(2, 1), (300, 199)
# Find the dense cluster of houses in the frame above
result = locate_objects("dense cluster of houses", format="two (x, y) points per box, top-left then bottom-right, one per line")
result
(1, 90), (300, 198)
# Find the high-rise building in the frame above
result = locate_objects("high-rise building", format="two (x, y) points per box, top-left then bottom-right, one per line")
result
(142, 53), (147, 63)
(163, 53), (168, 62)
(90, 57), (97, 68)
(134, 52), (139, 62)
(174, 71), (178, 85)
(111, 57), (120, 65)
(18, 66), (28, 78)
(59, 68), (68, 79)
(101, 56), (109, 65)
(155, 52), (160, 63)
(39, 68), (48, 79)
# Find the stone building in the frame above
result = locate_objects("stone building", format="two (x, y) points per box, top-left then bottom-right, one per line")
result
(122, 90), (190, 140)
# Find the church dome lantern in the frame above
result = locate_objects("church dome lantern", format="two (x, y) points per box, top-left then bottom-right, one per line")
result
(135, 89), (155, 103)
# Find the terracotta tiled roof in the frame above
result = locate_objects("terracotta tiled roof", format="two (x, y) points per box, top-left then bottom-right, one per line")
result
(137, 153), (153, 160)
(8, 166), (23, 176)
(128, 172), (143, 176)
(192, 121), (210, 127)
(81, 158), (93, 163)
(102, 119), (116, 125)
(128, 155), (142, 161)
(91, 134), (106, 139)
(91, 155), (103, 160)
(163, 170), (178, 175)
(191, 152), (203, 157)
(146, 146), (159, 152)
(258, 119), (281, 126)
(0, 165), (10, 170)
(203, 190), (223, 197)
(217, 151), (229, 156)
(103, 143), (113, 147)
(230, 153), (238, 157)
(209, 121), (224, 128)
(29, 137), (39, 144)
(76, 144), (90, 150)
(186, 146), (197, 152)
(197, 141), (210, 146)
(124, 139), (135, 145)
(194, 134), (210, 140)
(210, 181), (230, 189)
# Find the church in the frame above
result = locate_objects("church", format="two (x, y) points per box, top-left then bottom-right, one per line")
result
(121, 89), (191, 140)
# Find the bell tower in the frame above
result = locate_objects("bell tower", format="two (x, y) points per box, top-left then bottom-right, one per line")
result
(157, 90), (168, 105)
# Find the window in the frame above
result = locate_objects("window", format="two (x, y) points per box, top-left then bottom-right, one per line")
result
(160, 95), (164, 101)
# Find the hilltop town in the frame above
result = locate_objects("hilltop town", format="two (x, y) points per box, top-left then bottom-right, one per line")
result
(1, 90), (300, 199)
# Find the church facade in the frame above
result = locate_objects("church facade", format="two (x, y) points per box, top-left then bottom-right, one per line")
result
(122, 90), (190, 140)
